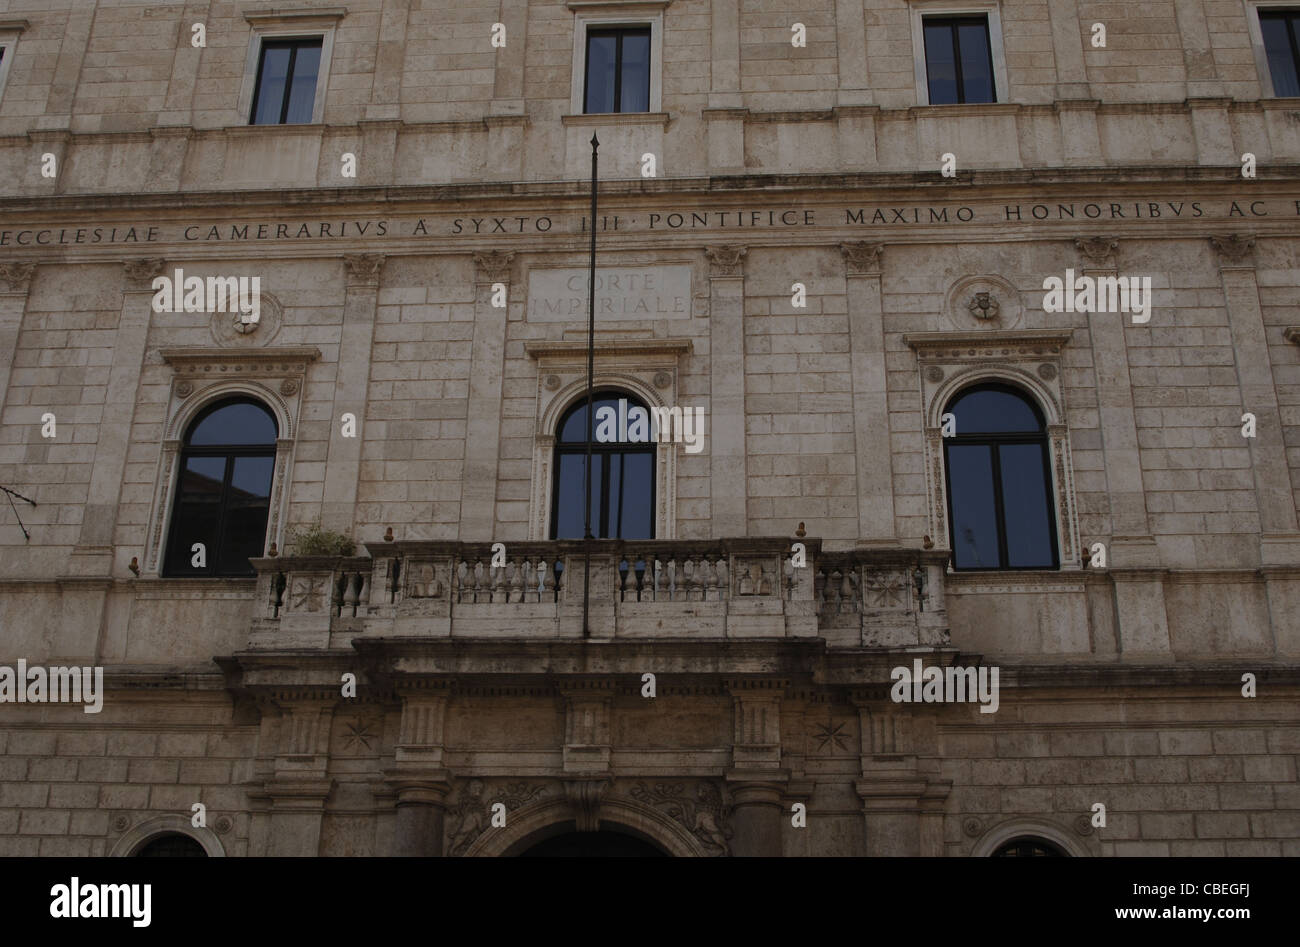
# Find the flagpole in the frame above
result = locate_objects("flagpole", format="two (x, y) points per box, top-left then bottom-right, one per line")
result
(582, 132), (599, 639)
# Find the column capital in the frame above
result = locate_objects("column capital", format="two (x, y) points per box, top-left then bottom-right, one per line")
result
(1073, 236), (1118, 269)
(344, 253), (385, 287)
(705, 245), (746, 278)
(840, 241), (883, 276)
(0, 262), (37, 293)
(473, 250), (515, 284)
(122, 257), (165, 289)
(1209, 233), (1256, 267)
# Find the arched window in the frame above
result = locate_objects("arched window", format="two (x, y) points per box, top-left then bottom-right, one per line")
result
(992, 837), (1066, 857)
(133, 833), (208, 857)
(943, 383), (1057, 570)
(164, 397), (278, 577)
(551, 390), (655, 539)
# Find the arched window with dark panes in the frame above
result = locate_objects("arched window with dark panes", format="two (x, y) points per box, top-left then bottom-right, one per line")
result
(992, 837), (1066, 857)
(133, 833), (207, 857)
(943, 383), (1058, 570)
(164, 398), (278, 577)
(551, 391), (655, 540)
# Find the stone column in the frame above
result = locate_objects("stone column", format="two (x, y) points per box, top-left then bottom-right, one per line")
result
(853, 700), (949, 855)
(841, 243), (895, 544)
(321, 255), (383, 535)
(265, 699), (336, 857)
(386, 690), (452, 856)
(1046, 0), (1090, 99)
(726, 680), (787, 856)
(460, 252), (513, 540)
(706, 0), (744, 172)
(366, 0), (413, 121)
(707, 247), (747, 537)
(67, 259), (161, 580)
(1076, 237), (1170, 655)
(1213, 234), (1300, 654)
(0, 264), (36, 423)
(834, 0), (871, 105)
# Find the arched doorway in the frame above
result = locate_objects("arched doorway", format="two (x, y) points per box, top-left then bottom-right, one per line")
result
(519, 831), (668, 857)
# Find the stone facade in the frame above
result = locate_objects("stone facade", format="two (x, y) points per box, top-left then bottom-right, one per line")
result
(0, 0), (1296, 857)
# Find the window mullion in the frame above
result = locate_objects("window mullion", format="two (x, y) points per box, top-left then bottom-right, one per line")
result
(613, 32), (624, 112)
(990, 443), (1009, 568)
(280, 45), (296, 124)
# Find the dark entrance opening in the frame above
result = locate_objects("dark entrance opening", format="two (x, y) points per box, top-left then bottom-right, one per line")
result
(519, 831), (668, 857)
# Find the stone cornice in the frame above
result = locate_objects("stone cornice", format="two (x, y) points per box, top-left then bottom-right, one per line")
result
(159, 345), (322, 369)
(242, 6), (348, 26)
(524, 338), (692, 359)
(903, 329), (1074, 356)
(0, 19), (29, 32)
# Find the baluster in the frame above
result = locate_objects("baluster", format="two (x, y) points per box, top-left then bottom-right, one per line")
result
(814, 567), (827, 614)
(470, 559), (483, 603)
(687, 558), (702, 602)
(842, 567), (856, 613)
(359, 571), (371, 611)
(492, 560), (507, 603)
(716, 556), (729, 600)
(330, 574), (344, 617)
(344, 572), (360, 617)
(649, 557), (662, 602)
(704, 556), (719, 601)
(271, 572), (285, 618)
(553, 559), (565, 598)
(783, 556), (796, 600)
(667, 558), (678, 602)
(536, 559), (548, 599)
(621, 559), (637, 603)
(456, 559), (467, 603)
(508, 559), (522, 603)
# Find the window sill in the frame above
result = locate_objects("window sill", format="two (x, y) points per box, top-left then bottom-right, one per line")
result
(562, 112), (670, 128)
(910, 101), (1015, 116)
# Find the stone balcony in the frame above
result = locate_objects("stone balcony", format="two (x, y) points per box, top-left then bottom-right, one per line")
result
(246, 538), (950, 652)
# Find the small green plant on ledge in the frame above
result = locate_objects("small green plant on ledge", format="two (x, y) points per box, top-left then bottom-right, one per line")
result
(287, 521), (356, 557)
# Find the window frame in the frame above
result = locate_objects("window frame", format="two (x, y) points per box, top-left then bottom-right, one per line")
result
(0, 21), (25, 108)
(582, 27), (653, 115)
(162, 397), (279, 579)
(910, 3), (1008, 106)
(569, 8), (664, 115)
(942, 383), (1060, 572)
(549, 389), (658, 540)
(248, 36), (326, 126)
(1247, 3), (1300, 97)
(237, 24), (336, 126)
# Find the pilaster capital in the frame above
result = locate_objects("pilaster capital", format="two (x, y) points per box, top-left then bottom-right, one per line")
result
(1208, 233), (1256, 267)
(840, 241), (883, 276)
(0, 262), (36, 293)
(473, 250), (515, 284)
(705, 245), (746, 278)
(123, 258), (165, 289)
(1073, 236), (1118, 269)
(344, 253), (385, 287)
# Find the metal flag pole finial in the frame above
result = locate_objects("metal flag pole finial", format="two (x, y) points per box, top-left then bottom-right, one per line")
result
(582, 132), (599, 639)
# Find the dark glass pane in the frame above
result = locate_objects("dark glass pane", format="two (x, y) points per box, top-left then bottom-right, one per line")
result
(617, 451), (654, 539)
(924, 23), (958, 105)
(555, 453), (602, 539)
(1262, 15), (1300, 97)
(188, 401), (277, 446)
(559, 395), (648, 443)
(219, 456), (273, 574)
(135, 834), (207, 857)
(998, 443), (1054, 568)
(620, 32), (651, 112)
(165, 456), (226, 574)
(947, 444), (1000, 569)
(285, 42), (321, 123)
(585, 33), (617, 113)
(957, 21), (995, 103)
(252, 45), (291, 124)
(948, 387), (1042, 434)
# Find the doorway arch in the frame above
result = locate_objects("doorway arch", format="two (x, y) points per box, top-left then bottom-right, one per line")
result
(518, 827), (668, 857)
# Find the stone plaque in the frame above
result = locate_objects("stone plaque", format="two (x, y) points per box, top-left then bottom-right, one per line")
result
(527, 266), (691, 321)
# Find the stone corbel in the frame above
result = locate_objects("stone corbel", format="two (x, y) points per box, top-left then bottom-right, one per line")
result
(564, 777), (611, 832)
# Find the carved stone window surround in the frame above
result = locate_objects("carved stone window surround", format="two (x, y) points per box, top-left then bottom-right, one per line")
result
(143, 346), (320, 576)
(903, 329), (1081, 570)
(525, 338), (692, 541)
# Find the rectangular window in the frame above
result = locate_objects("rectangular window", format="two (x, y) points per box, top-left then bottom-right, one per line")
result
(584, 28), (651, 114)
(250, 37), (323, 125)
(1261, 11), (1300, 96)
(923, 16), (995, 104)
